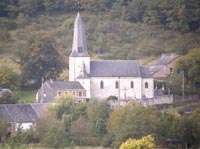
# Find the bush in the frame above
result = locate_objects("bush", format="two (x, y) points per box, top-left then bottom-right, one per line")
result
(120, 135), (156, 149)
(42, 127), (71, 148)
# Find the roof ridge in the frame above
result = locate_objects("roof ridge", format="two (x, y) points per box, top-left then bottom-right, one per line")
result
(30, 104), (40, 118)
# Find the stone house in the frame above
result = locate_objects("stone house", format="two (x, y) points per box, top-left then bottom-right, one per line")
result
(36, 80), (87, 103)
(149, 54), (180, 80)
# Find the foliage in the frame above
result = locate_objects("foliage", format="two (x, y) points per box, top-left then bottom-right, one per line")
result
(42, 126), (71, 148)
(7, 126), (36, 147)
(86, 100), (110, 137)
(70, 116), (90, 146)
(0, 91), (19, 104)
(108, 102), (159, 147)
(16, 31), (64, 87)
(0, 64), (20, 90)
(0, 121), (8, 146)
(120, 135), (156, 149)
(176, 48), (200, 88)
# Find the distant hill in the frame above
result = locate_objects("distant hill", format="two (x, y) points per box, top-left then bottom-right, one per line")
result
(0, 0), (200, 70)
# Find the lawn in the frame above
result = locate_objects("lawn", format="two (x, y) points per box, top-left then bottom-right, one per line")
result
(17, 89), (37, 103)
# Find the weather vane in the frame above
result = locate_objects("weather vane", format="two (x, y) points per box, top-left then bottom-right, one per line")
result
(77, 0), (81, 12)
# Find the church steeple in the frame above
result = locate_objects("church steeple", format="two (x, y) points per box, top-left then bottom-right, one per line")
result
(70, 12), (89, 57)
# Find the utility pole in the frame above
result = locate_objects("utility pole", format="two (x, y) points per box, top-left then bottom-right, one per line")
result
(182, 70), (185, 101)
(118, 77), (120, 110)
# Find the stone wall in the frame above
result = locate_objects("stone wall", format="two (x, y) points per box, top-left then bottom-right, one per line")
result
(173, 95), (199, 103)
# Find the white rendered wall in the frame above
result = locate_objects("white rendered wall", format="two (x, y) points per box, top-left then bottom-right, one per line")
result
(69, 56), (90, 81)
(90, 77), (143, 100)
(77, 78), (91, 98)
(15, 123), (33, 131)
(142, 78), (154, 98)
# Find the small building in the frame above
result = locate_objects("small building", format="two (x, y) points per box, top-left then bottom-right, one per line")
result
(36, 80), (87, 103)
(149, 54), (179, 80)
(0, 103), (47, 134)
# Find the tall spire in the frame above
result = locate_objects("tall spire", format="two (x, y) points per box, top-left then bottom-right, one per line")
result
(78, 0), (81, 12)
(70, 11), (89, 57)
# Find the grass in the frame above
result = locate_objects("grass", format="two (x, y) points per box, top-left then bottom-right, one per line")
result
(16, 89), (37, 103)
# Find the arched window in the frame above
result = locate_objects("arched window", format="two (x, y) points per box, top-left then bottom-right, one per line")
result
(100, 81), (104, 89)
(131, 81), (134, 88)
(115, 81), (119, 89)
(145, 82), (148, 88)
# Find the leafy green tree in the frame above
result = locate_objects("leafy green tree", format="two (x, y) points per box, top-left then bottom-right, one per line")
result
(156, 111), (181, 142)
(42, 127), (71, 148)
(82, 0), (115, 13)
(17, 32), (64, 87)
(0, 91), (19, 104)
(18, 0), (38, 16)
(126, 0), (147, 22)
(0, 121), (8, 147)
(108, 102), (159, 147)
(70, 116), (90, 146)
(190, 109), (200, 147)
(176, 48), (200, 88)
(0, 64), (20, 90)
(86, 100), (110, 137)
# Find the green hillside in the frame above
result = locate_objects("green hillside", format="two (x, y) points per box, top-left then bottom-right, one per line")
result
(0, 0), (200, 88)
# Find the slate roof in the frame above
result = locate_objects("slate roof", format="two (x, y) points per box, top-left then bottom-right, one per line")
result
(152, 54), (178, 66)
(0, 103), (48, 123)
(46, 80), (85, 90)
(31, 103), (48, 117)
(150, 65), (163, 74)
(90, 60), (152, 78)
(140, 66), (152, 78)
(70, 13), (89, 57)
(5, 104), (39, 123)
(0, 105), (13, 122)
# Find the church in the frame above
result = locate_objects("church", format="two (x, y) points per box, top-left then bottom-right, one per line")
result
(37, 12), (154, 102)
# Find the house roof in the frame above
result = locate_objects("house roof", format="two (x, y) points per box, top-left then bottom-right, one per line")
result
(31, 103), (48, 117)
(0, 103), (48, 123)
(4, 104), (39, 123)
(140, 66), (152, 78)
(90, 60), (152, 78)
(152, 54), (179, 66)
(46, 80), (85, 90)
(0, 105), (14, 122)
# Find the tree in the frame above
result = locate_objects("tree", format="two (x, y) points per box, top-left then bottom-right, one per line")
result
(42, 127), (71, 148)
(0, 91), (19, 104)
(0, 64), (20, 90)
(70, 116), (90, 146)
(0, 121), (8, 147)
(17, 32), (64, 87)
(86, 100), (110, 137)
(176, 48), (200, 88)
(108, 102), (159, 147)
(120, 135), (156, 149)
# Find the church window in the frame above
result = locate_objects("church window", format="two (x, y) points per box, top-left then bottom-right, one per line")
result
(145, 82), (148, 88)
(78, 47), (83, 53)
(115, 81), (119, 89)
(100, 81), (104, 89)
(131, 81), (134, 88)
